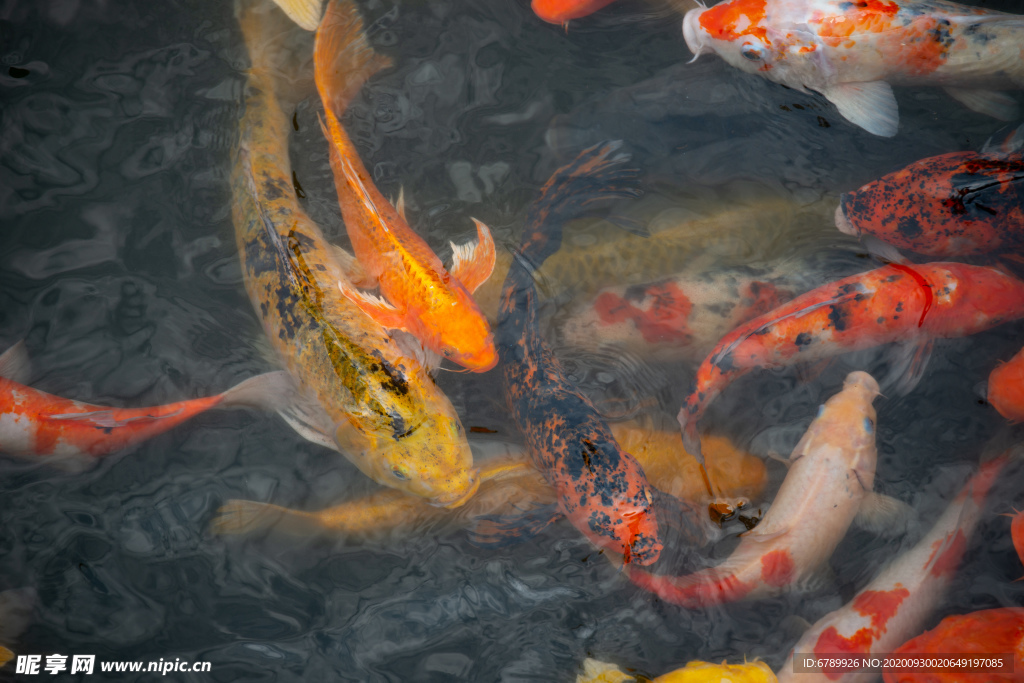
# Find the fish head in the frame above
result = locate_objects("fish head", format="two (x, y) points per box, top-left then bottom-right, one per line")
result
(334, 410), (480, 508)
(816, 370), (880, 479)
(682, 0), (821, 88)
(431, 302), (499, 372)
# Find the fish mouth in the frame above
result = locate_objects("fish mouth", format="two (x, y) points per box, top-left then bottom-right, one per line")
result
(431, 469), (481, 509)
(682, 10), (708, 61)
(834, 197), (858, 236)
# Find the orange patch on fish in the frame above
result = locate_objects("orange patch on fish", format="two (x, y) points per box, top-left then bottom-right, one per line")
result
(593, 281), (694, 345)
(927, 530), (967, 577)
(853, 585), (910, 632)
(759, 549), (796, 586)
(699, 0), (769, 42)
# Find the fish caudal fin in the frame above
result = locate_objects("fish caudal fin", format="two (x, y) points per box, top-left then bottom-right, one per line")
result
(449, 218), (497, 294)
(218, 371), (296, 412)
(272, 0), (324, 30)
(210, 500), (317, 535)
(818, 81), (898, 138)
(944, 87), (1020, 122)
(0, 341), (31, 385)
(314, 0), (392, 117)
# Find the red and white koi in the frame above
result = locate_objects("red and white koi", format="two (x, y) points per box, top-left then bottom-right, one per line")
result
(0, 342), (286, 469)
(630, 372), (883, 607)
(988, 344), (1024, 423)
(681, 263), (1024, 462)
(682, 0), (1024, 136)
(777, 456), (1009, 683)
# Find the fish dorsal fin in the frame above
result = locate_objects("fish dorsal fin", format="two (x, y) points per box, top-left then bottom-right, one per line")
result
(396, 186), (407, 222)
(0, 341), (31, 385)
(818, 81), (899, 137)
(854, 491), (917, 537)
(272, 0), (324, 30)
(944, 87), (1019, 122)
(449, 218), (497, 294)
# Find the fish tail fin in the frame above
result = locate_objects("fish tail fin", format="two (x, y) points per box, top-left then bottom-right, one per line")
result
(0, 647), (12, 668)
(272, 0), (324, 30)
(217, 371), (296, 412)
(518, 141), (641, 268)
(314, 0), (392, 118)
(236, 0), (293, 75)
(209, 500), (317, 536)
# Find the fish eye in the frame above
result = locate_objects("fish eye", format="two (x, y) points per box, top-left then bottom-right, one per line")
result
(863, 417), (874, 435)
(391, 465), (409, 480)
(741, 43), (764, 61)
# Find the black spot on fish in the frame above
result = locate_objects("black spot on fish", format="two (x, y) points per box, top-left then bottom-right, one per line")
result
(794, 332), (813, 347)
(896, 301), (904, 313)
(292, 171), (306, 199)
(896, 215), (923, 239)
(292, 111), (299, 131)
(828, 304), (849, 332)
(817, 116), (830, 128)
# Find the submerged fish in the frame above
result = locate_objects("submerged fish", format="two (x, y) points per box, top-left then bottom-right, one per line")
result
(576, 657), (778, 683)
(265, 0), (324, 30)
(314, 0), (498, 372)
(631, 372), (893, 607)
(681, 263), (1024, 462)
(498, 142), (663, 566)
(532, 0), (618, 24)
(988, 344), (1024, 423)
(0, 342), (287, 469)
(777, 456), (1009, 683)
(559, 265), (806, 364)
(884, 607), (1024, 683)
(836, 145), (1024, 257)
(233, 3), (477, 506)
(682, 0), (1024, 136)
(211, 427), (768, 541)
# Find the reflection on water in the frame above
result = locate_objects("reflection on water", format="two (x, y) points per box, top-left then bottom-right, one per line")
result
(2, 0), (1024, 679)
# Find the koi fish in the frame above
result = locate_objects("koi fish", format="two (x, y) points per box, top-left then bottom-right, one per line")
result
(532, 0), (618, 25)
(631, 372), (890, 607)
(681, 263), (1024, 462)
(682, 0), (1024, 136)
(836, 148), (1024, 257)
(264, 0), (324, 30)
(233, 4), (478, 506)
(0, 342), (288, 469)
(576, 657), (778, 683)
(314, 0), (498, 372)
(473, 197), (808, 321)
(498, 142), (663, 566)
(212, 427), (768, 542)
(559, 266), (805, 364)
(884, 607), (1024, 683)
(1003, 507), (1024, 574)
(777, 456), (1009, 683)
(988, 344), (1024, 423)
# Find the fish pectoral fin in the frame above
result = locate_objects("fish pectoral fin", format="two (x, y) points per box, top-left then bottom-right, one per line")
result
(337, 279), (408, 330)
(449, 218), (497, 294)
(576, 659), (634, 683)
(468, 503), (561, 548)
(882, 339), (933, 397)
(272, 0), (324, 30)
(0, 340), (31, 385)
(395, 186), (407, 222)
(860, 234), (908, 265)
(855, 491), (916, 537)
(818, 81), (898, 138)
(330, 244), (376, 289)
(945, 87), (1020, 122)
(276, 392), (339, 452)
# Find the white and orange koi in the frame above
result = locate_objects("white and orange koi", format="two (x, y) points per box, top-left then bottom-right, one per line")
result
(0, 343), (288, 469)
(630, 372), (891, 607)
(682, 0), (1024, 136)
(777, 455), (1009, 682)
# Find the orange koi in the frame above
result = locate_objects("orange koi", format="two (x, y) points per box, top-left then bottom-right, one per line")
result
(313, 0), (498, 372)
(631, 372), (888, 608)
(988, 344), (1024, 423)
(884, 608), (1024, 683)
(576, 657), (778, 683)
(532, 0), (618, 24)
(1003, 507), (1024, 575)
(681, 263), (1024, 462)
(777, 456), (1009, 682)
(0, 342), (286, 469)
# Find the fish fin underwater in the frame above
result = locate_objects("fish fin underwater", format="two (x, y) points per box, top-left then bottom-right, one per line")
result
(853, 490), (917, 537)
(335, 278), (408, 330)
(270, 0), (325, 30)
(210, 500), (312, 536)
(817, 81), (899, 138)
(449, 218), (497, 296)
(944, 86), (1020, 122)
(0, 341), (31, 386)
(467, 503), (562, 548)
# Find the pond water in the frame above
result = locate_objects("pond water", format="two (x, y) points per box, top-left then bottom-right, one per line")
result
(2, 0), (1024, 680)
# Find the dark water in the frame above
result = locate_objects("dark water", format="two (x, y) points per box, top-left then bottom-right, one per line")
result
(3, 0), (1024, 680)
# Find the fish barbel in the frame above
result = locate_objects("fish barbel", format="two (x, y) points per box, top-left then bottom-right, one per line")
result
(233, 2), (477, 507)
